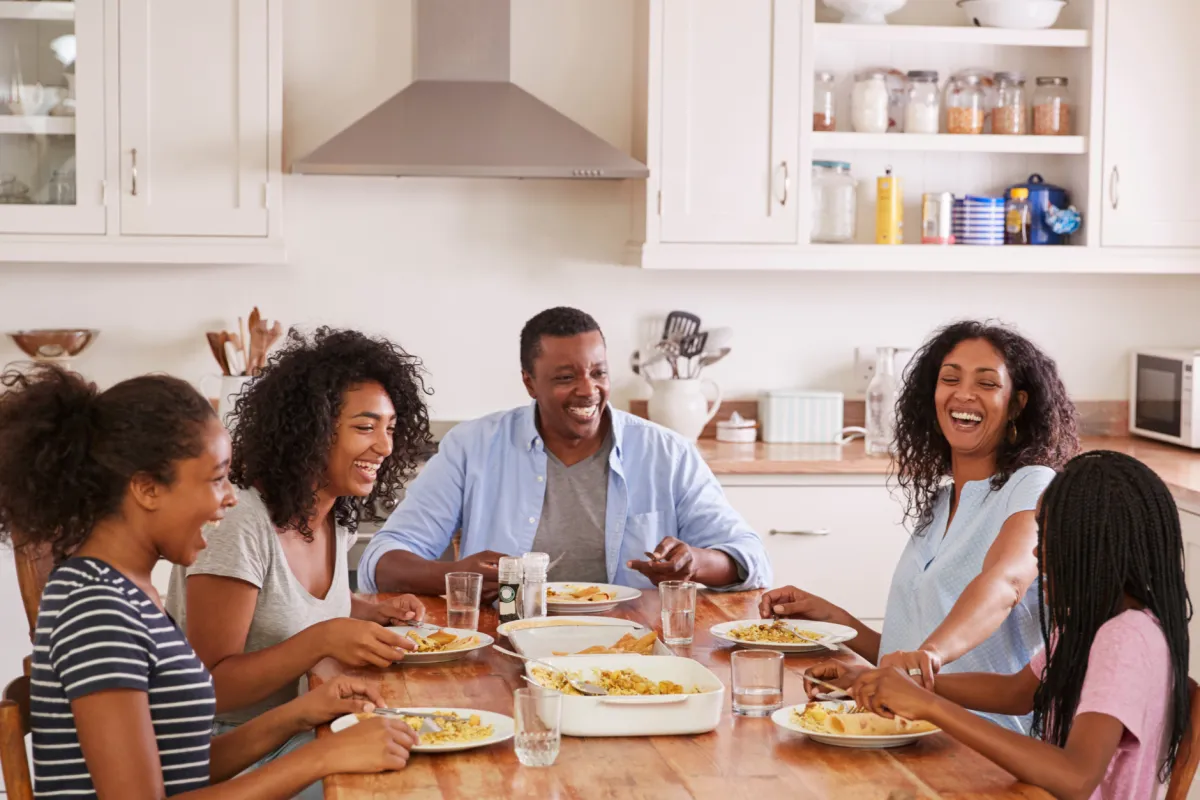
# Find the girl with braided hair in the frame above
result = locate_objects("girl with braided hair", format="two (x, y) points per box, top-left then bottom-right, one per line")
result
(847, 450), (1191, 800)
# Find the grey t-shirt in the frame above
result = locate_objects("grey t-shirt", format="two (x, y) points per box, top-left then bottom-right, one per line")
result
(166, 487), (352, 725)
(531, 434), (613, 583)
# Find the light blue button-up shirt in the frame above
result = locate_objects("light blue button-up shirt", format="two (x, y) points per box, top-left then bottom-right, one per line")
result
(357, 403), (772, 593)
(879, 464), (1055, 734)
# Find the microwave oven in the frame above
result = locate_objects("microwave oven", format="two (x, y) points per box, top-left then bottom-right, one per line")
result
(1130, 349), (1200, 448)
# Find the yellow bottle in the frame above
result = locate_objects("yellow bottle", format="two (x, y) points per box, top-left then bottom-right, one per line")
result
(876, 167), (903, 245)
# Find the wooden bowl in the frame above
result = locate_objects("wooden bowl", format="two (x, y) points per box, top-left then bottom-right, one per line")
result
(8, 329), (100, 360)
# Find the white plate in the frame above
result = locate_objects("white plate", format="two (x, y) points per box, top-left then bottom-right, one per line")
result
(386, 626), (494, 664)
(543, 583), (642, 614)
(330, 707), (515, 753)
(772, 701), (941, 749)
(709, 619), (857, 653)
(508, 625), (673, 659)
(496, 615), (646, 637)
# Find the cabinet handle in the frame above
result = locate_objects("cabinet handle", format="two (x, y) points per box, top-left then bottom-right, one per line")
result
(1109, 165), (1119, 210)
(778, 161), (790, 206)
(131, 148), (139, 197)
(768, 528), (830, 537)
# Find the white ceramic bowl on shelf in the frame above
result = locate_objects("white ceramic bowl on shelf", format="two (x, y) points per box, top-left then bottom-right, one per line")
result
(957, 0), (1067, 30)
(822, 0), (907, 25)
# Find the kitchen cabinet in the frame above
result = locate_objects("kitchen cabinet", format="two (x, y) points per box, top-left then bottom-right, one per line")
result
(1099, 0), (1200, 248)
(1180, 509), (1200, 681)
(656, 0), (801, 244)
(720, 477), (907, 625)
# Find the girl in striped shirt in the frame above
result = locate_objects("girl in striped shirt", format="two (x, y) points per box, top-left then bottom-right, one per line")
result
(0, 365), (417, 799)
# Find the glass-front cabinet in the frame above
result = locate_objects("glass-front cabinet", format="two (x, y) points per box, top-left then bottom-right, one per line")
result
(0, 0), (104, 234)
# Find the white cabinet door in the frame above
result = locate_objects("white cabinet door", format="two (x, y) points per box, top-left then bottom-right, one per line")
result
(1100, 0), (1200, 248)
(658, 0), (800, 244)
(119, 0), (269, 236)
(723, 484), (908, 622)
(1180, 511), (1200, 681)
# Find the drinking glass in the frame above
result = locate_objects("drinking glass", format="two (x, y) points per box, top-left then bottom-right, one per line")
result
(731, 649), (784, 717)
(445, 571), (482, 631)
(513, 687), (562, 767)
(659, 580), (698, 645)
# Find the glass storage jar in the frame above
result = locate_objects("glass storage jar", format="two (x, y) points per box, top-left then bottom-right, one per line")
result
(851, 69), (890, 133)
(811, 160), (857, 243)
(992, 72), (1028, 135)
(903, 70), (940, 134)
(1032, 76), (1071, 135)
(945, 73), (987, 134)
(813, 71), (837, 132)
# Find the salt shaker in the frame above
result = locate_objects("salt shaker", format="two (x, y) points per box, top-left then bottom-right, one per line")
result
(521, 552), (549, 619)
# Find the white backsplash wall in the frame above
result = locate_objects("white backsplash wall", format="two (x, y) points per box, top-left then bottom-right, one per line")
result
(0, 0), (1198, 418)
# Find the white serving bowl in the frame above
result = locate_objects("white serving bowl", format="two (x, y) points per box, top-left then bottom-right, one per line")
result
(823, 0), (907, 25)
(957, 0), (1067, 30)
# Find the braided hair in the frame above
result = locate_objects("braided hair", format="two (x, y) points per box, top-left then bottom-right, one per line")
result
(1032, 450), (1191, 782)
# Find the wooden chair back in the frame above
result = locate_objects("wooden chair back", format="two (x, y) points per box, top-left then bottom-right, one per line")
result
(1167, 678), (1200, 800)
(12, 539), (53, 644)
(0, 673), (32, 800)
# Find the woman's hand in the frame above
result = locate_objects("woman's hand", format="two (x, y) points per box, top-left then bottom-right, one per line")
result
(802, 660), (868, 700)
(318, 717), (418, 775)
(850, 667), (939, 722)
(360, 595), (427, 627)
(878, 648), (943, 691)
(290, 677), (386, 729)
(757, 586), (846, 624)
(318, 618), (416, 668)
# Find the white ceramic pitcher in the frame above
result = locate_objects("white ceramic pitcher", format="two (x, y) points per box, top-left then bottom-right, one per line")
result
(647, 378), (722, 442)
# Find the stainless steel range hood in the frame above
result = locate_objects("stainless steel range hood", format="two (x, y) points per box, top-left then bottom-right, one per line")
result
(293, 0), (648, 180)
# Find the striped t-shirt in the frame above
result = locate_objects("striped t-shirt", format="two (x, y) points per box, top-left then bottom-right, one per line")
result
(31, 557), (215, 798)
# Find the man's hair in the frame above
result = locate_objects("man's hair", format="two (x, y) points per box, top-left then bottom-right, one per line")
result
(519, 307), (604, 374)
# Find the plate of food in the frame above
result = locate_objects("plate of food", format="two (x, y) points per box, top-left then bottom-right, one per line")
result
(330, 707), (514, 753)
(772, 700), (940, 749)
(709, 619), (857, 653)
(387, 625), (494, 664)
(544, 583), (641, 614)
(509, 627), (671, 660)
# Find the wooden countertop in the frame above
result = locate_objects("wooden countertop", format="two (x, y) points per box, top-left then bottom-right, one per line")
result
(310, 591), (1050, 800)
(700, 436), (1200, 514)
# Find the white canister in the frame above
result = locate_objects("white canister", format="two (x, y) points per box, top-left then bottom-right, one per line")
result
(851, 69), (891, 133)
(758, 390), (845, 444)
(716, 411), (757, 443)
(200, 375), (254, 429)
(647, 379), (722, 443)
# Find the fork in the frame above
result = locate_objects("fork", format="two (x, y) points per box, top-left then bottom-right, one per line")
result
(371, 708), (450, 734)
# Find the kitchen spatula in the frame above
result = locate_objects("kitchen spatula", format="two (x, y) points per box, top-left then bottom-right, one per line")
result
(661, 311), (701, 344)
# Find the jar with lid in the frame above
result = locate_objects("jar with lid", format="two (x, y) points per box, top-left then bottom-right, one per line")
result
(1032, 77), (1071, 135)
(851, 69), (890, 133)
(903, 70), (940, 134)
(813, 71), (837, 132)
(992, 72), (1028, 135)
(811, 160), (857, 243)
(945, 73), (986, 134)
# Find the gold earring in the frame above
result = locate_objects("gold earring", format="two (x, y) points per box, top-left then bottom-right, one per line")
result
(1007, 420), (1018, 445)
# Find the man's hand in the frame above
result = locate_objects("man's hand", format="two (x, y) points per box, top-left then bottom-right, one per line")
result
(626, 537), (699, 584)
(452, 550), (506, 604)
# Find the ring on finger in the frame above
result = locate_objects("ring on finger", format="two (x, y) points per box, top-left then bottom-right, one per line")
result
(907, 667), (923, 677)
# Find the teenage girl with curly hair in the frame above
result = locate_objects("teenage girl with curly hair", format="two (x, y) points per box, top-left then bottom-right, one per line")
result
(167, 327), (434, 789)
(762, 320), (1080, 732)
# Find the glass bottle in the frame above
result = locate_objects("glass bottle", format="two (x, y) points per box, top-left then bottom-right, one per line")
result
(865, 347), (898, 456)
(1032, 77), (1072, 135)
(497, 556), (523, 623)
(811, 160), (857, 243)
(945, 74), (986, 134)
(1005, 187), (1031, 245)
(851, 69), (891, 133)
(813, 71), (837, 132)
(903, 70), (940, 134)
(992, 72), (1028, 135)
(521, 552), (549, 619)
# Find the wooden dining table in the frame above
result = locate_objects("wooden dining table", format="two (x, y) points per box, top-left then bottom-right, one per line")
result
(309, 590), (1053, 800)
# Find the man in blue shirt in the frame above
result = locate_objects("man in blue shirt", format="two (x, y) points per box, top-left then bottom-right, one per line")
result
(357, 307), (771, 598)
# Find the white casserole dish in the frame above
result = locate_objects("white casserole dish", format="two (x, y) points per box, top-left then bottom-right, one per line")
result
(524, 655), (725, 737)
(508, 625), (674, 659)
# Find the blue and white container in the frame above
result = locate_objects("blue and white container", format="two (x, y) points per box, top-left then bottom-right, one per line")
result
(758, 390), (845, 444)
(953, 196), (1005, 246)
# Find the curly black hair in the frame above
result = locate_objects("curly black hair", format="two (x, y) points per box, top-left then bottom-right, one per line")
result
(229, 327), (433, 539)
(519, 307), (603, 374)
(894, 320), (1079, 533)
(0, 365), (215, 563)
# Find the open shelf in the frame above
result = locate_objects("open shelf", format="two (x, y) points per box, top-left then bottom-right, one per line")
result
(0, 115), (75, 135)
(814, 22), (1089, 48)
(0, 1), (74, 21)
(812, 132), (1087, 155)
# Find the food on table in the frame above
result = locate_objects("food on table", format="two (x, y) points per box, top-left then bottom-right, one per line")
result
(355, 710), (494, 745)
(547, 585), (617, 602)
(792, 703), (938, 736)
(727, 620), (825, 644)
(531, 666), (697, 696)
(404, 628), (480, 653)
(551, 631), (660, 656)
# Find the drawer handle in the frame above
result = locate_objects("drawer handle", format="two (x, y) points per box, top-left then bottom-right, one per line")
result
(769, 528), (830, 537)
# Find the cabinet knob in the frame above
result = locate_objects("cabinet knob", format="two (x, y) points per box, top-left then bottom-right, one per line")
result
(768, 528), (830, 536)
(1109, 165), (1119, 210)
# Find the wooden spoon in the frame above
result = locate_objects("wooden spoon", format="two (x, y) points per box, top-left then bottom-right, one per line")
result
(206, 332), (229, 375)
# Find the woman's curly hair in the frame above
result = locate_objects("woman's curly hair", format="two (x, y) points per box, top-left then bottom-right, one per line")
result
(893, 320), (1079, 533)
(229, 327), (433, 538)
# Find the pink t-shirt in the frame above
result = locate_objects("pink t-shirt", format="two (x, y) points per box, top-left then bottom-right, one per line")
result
(1029, 610), (1173, 800)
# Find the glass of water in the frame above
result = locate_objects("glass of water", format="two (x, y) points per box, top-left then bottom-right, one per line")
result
(731, 649), (784, 717)
(513, 686), (562, 767)
(659, 580), (698, 645)
(445, 571), (483, 631)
